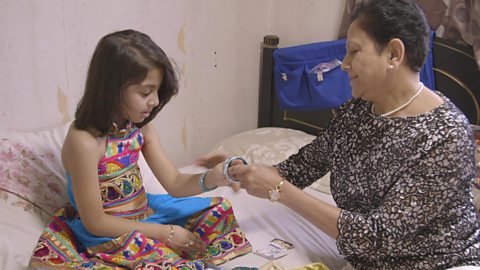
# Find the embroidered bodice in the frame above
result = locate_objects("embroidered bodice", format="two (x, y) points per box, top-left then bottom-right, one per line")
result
(97, 125), (153, 220)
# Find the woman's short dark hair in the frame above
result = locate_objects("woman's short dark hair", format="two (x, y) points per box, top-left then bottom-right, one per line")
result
(351, 0), (430, 72)
(74, 29), (179, 134)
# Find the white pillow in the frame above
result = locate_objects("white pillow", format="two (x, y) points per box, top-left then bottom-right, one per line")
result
(0, 122), (70, 269)
(212, 127), (315, 165)
(0, 123), (70, 215)
(0, 192), (51, 269)
(211, 127), (332, 194)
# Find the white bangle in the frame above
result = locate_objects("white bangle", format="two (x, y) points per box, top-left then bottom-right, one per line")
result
(199, 169), (216, 192)
(223, 156), (248, 183)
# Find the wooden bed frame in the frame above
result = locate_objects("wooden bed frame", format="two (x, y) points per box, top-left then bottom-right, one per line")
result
(258, 34), (480, 135)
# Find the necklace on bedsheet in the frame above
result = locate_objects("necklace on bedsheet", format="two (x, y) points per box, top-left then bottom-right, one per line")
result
(371, 82), (424, 117)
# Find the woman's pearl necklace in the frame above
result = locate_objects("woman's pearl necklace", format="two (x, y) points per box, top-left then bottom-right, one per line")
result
(372, 82), (424, 117)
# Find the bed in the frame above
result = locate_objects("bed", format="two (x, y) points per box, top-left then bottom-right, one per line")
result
(1, 34), (479, 269)
(0, 121), (348, 269)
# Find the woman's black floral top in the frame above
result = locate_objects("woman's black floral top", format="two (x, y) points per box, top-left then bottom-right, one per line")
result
(275, 93), (480, 269)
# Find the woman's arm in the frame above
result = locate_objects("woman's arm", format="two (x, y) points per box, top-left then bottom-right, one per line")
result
(275, 129), (334, 189)
(230, 164), (341, 238)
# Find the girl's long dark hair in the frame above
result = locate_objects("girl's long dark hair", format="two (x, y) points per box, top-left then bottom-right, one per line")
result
(74, 29), (178, 135)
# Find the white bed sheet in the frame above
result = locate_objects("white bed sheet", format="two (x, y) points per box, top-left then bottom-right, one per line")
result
(144, 163), (348, 269)
(208, 187), (347, 269)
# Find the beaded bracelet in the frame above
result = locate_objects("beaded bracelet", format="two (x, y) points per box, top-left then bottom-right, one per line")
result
(165, 224), (175, 246)
(199, 169), (217, 192)
(223, 156), (248, 183)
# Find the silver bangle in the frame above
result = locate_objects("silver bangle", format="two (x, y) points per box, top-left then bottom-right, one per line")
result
(199, 169), (216, 192)
(223, 156), (248, 183)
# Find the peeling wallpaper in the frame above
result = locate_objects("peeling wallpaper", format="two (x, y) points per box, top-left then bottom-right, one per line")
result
(0, 0), (344, 166)
(57, 86), (70, 124)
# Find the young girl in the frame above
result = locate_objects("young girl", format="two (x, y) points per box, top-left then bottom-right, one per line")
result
(30, 29), (251, 269)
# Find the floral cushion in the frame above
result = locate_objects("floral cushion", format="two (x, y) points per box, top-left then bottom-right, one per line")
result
(0, 122), (70, 269)
(0, 123), (69, 215)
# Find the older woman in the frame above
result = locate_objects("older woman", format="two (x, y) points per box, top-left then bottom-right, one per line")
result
(201, 0), (480, 269)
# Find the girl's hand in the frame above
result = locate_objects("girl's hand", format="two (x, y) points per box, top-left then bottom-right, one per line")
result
(211, 160), (242, 191)
(196, 150), (242, 191)
(196, 149), (229, 169)
(165, 225), (206, 255)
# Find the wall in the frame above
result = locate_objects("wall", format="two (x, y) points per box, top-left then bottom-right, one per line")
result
(0, 0), (344, 166)
(271, 0), (345, 47)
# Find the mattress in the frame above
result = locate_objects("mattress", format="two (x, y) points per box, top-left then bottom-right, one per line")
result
(143, 127), (348, 269)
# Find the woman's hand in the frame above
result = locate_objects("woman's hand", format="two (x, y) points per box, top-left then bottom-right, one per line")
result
(165, 225), (206, 255)
(229, 164), (282, 199)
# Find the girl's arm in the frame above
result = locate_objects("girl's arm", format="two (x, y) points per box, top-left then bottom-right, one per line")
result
(62, 126), (204, 251)
(141, 122), (227, 197)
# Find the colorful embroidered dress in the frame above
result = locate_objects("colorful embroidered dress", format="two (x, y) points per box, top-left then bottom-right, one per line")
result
(30, 125), (251, 269)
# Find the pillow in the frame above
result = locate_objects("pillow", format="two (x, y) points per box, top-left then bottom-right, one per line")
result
(211, 127), (315, 165)
(211, 127), (332, 194)
(0, 122), (70, 215)
(0, 192), (51, 269)
(0, 122), (70, 269)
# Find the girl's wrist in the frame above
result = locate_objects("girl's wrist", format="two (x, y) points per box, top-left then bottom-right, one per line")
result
(199, 169), (217, 192)
(164, 224), (175, 246)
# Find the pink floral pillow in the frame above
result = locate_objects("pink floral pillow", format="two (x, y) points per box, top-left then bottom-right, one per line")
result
(0, 123), (70, 215)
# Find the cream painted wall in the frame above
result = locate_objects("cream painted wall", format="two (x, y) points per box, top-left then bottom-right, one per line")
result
(0, 0), (344, 167)
(271, 0), (346, 47)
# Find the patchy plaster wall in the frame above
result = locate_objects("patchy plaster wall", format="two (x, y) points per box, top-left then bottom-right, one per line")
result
(0, 0), (344, 166)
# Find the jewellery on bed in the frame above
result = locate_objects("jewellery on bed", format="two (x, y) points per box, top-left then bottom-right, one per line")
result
(223, 157), (248, 182)
(199, 169), (216, 192)
(371, 82), (424, 117)
(268, 179), (285, 202)
(165, 224), (175, 246)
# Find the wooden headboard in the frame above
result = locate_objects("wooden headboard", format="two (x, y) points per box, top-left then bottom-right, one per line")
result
(258, 35), (480, 136)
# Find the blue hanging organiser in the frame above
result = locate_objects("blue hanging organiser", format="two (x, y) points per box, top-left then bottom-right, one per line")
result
(273, 39), (352, 110)
(273, 32), (436, 111)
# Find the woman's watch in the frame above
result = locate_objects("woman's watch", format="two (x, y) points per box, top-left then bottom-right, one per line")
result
(268, 180), (284, 202)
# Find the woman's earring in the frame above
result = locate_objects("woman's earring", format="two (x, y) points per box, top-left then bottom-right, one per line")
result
(387, 64), (394, 70)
